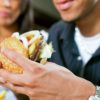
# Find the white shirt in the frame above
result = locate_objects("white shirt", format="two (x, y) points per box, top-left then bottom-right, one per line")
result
(75, 28), (100, 66)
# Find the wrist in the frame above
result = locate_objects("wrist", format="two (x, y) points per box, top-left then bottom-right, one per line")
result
(62, 76), (96, 100)
(88, 86), (100, 100)
(87, 82), (96, 96)
(75, 77), (96, 100)
(82, 79), (96, 99)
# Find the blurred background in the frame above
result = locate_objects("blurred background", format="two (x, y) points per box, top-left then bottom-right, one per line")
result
(33, 0), (60, 28)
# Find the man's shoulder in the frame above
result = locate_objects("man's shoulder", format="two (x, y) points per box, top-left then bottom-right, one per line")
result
(48, 20), (75, 41)
(49, 20), (68, 33)
(52, 20), (67, 27)
(48, 20), (68, 39)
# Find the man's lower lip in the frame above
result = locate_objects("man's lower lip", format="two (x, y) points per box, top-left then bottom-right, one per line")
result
(57, 0), (74, 10)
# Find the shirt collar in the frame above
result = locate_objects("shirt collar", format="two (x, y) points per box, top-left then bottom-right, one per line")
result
(93, 47), (100, 57)
(59, 21), (79, 56)
(59, 21), (75, 42)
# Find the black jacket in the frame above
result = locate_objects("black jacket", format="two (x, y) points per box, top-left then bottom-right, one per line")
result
(48, 21), (100, 85)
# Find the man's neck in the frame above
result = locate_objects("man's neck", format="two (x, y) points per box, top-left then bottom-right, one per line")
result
(76, 1), (100, 37)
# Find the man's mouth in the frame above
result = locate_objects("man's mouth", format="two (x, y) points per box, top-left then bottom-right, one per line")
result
(56, 0), (75, 11)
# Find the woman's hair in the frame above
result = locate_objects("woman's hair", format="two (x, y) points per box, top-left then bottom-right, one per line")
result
(17, 0), (34, 33)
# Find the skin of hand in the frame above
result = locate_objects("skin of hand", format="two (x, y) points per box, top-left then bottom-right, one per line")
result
(0, 48), (96, 100)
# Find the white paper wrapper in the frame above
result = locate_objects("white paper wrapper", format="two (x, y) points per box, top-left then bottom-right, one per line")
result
(40, 43), (54, 59)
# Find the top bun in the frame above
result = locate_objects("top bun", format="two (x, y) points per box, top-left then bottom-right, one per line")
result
(0, 37), (28, 73)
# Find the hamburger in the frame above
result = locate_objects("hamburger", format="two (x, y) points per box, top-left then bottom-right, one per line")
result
(0, 30), (54, 73)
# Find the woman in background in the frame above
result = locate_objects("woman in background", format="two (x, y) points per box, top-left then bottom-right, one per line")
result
(0, 0), (34, 99)
(0, 0), (34, 42)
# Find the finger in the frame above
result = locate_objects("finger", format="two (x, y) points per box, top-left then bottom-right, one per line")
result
(0, 48), (37, 71)
(1, 82), (26, 95)
(0, 48), (47, 74)
(0, 77), (6, 83)
(45, 62), (73, 74)
(0, 69), (24, 85)
(0, 69), (40, 87)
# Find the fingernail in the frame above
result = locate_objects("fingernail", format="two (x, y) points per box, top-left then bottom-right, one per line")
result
(0, 48), (5, 53)
(0, 77), (5, 83)
(0, 48), (7, 54)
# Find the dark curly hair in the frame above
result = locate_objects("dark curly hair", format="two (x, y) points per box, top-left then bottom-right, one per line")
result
(17, 0), (34, 33)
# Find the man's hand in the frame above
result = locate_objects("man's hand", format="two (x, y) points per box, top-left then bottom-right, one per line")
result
(0, 48), (96, 100)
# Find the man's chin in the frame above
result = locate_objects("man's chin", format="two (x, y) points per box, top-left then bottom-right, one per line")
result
(61, 17), (76, 23)
(61, 15), (80, 23)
